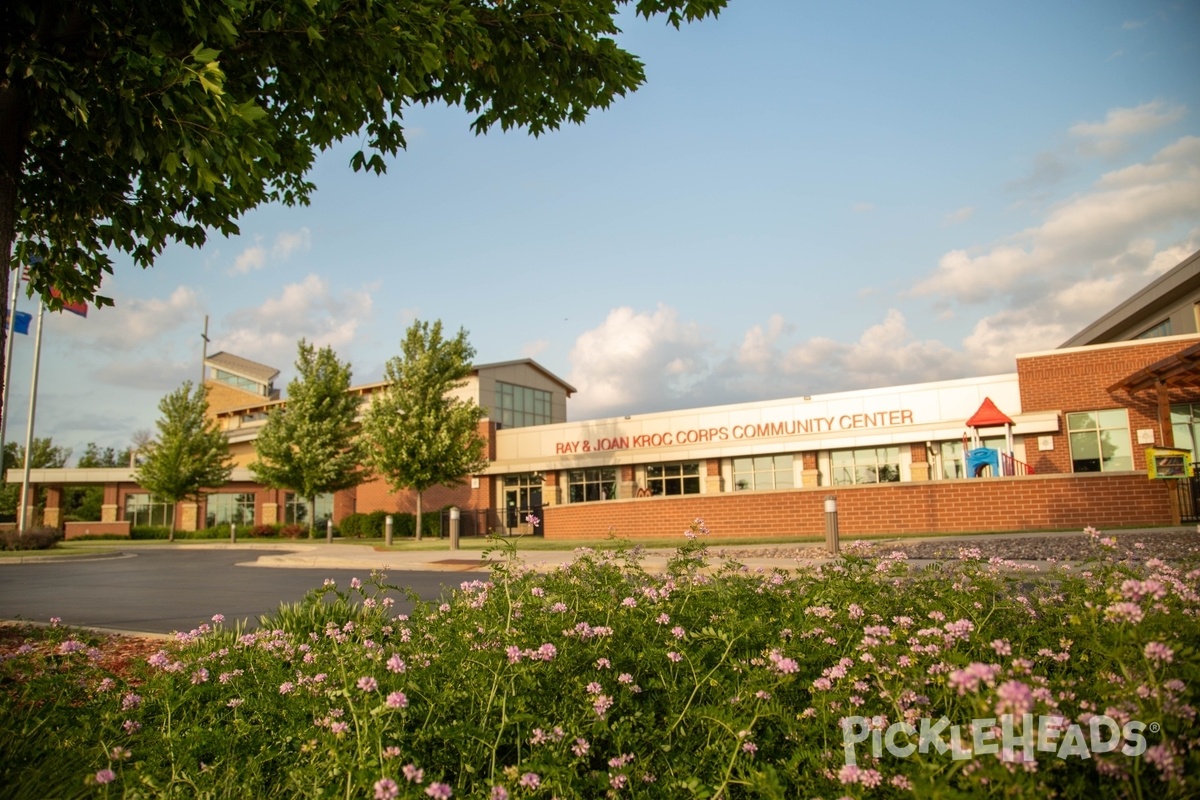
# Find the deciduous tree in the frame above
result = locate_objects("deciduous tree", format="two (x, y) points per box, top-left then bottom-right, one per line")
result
(0, 437), (70, 521)
(0, 0), (728, 434)
(135, 382), (232, 541)
(362, 321), (487, 541)
(251, 340), (364, 537)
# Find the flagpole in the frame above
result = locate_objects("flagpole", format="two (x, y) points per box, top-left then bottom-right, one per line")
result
(0, 266), (19, 475)
(17, 300), (44, 534)
(201, 314), (209, 384)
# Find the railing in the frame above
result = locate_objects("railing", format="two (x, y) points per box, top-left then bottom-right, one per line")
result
(1000, 453), (1035, 476)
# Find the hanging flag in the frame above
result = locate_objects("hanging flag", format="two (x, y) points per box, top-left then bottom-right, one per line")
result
(49, 287), (87, 317)
(12, 311), (31, 335)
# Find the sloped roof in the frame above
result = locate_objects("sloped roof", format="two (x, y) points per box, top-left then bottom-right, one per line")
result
(966, 397), (1014, 427)
(205, 352), (280, 384)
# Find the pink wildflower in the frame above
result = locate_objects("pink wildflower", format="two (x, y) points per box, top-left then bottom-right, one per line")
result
(95, 769), (117, 785)
(386, 691), (409, 709)
(425, 783), (452, 799)
(1144, 641), (1175, 665)
(375, 778), (399, 800)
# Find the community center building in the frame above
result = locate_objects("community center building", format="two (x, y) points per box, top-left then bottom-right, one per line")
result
(13, 249), (1200, 540)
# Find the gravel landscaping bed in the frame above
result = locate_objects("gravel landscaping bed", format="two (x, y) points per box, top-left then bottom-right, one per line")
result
(713, 528), (1200, 563)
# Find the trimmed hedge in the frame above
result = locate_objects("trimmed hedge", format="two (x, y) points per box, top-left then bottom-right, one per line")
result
(0, 527), (61, 551)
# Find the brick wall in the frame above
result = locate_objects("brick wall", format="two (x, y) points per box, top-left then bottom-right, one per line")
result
(543, 473), (1173, 540)
(65, 520), (131, 539)
(1017, 338), (1200, 473)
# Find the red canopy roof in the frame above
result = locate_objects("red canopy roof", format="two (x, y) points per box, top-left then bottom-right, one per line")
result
(966, 397), (1013, 428)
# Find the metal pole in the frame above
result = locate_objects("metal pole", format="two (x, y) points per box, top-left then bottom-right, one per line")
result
(824, 494), (839, 555)
(326, 517), (333, 543)
(449, 506), (460, 550)
(230, 521), (236, 543)
(17, 301), (45, 533)
(0, 267), (20, 469)
(200, 315), (209, 385)
(385, 514), (393, 547)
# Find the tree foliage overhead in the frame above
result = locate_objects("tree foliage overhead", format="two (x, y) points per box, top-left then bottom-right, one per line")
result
(250, 339), (364, 536)
(0, 0), (727, 449)
(134, 381), (232, 540)
(362, 320), (487, 541)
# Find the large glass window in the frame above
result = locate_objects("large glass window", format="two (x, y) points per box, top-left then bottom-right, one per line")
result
(284, 492), (333, 526)
(496, 382), (552, 428)
(1134, 319), (1171, 340)
(1172, 404), (1200, 467)
(732, 455), (795, 491)
(1067, 410), (1132, 473)
(831, 447), (900, 485)
(206, 493), (256, 527)
(646, 462), (701, 496)
(211, 368), (268, 396)
(568, 468), (616, 503)
(123, 493), (174, 527)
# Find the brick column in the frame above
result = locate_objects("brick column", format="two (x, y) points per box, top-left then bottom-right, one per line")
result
(801, 451), (821, 488)
(541, 472), (560, 506)
(43, 486), (64, 529)
(705, 459), (723, 494)
(618, 465), (635, 500)
(909, 442), (931, 482)
(179, 502), (200, 531)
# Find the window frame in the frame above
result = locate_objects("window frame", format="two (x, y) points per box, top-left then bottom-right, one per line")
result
(830, 447), (901, 486)
(567, 468), (616, 503)
(123, 493), (174, 528)
(732, 454), (795, 491)
(205, 492), (257, 528)
(495, 381), (553, 429)
(645, 462), (702, 496)
(1066, 409), (1133, 473)
(283, 492), (333, 526)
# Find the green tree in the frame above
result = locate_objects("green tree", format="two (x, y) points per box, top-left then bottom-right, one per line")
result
(0, 437), (70, 522)
(362, 321), (487, 541)
(0, 0), (728, 437)
(134, 382), (232, 542)
(251, 340), (364, 538)
(63, 442), (132, 521)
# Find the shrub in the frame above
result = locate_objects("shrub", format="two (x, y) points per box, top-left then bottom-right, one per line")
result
(279, 524), (305, 539)
(0, 526), (61, 551)
(251, 524), (279, 538)
(339, 512), (365, 538)
(129, 526), (169, 540)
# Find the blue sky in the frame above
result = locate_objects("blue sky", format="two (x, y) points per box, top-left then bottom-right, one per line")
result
(6, 0), (1200, 464)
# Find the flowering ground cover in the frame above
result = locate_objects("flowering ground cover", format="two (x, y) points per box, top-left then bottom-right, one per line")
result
(1, 524), (1197, 798)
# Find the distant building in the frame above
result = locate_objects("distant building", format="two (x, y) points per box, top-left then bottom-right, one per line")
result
(14, 251), (1200, 540)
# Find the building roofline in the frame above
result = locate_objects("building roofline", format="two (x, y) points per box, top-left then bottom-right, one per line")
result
(1060, 249), (1200, 347)
(204, 351), (281, 384)
(473, 359), (577, 396)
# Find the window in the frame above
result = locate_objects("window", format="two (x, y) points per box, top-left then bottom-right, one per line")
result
(284, 493), (333, 526)
(1134, 319), (1172, 340)
(831, 447), (900, 485)
(1172, 404), (1200, 466)
(646, 462), (701, 496)
(1067, 410), (1132, 472)
(938, 438), (1006, 479)
(206, 493), (256, 527)
(211, 368), (268, 396)
(732, 455), (795, 491)
(123, 493), (174, 527)
(568, 468), (616, 503)
(495, 382), (552, 428)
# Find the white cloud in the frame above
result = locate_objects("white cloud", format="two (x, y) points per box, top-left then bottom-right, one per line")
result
(215, 274), (373, 376)
(229, 228), (312, 274)
(944, 206), (975, 225)
(522, 339), (550, 359)
(1070, 101), (1186, 157)
(912, 135), (1200, 304)
(852, 202), (876, 213)
(233, 245), (267, 274)
(272, 228), (312, 260)
(81, 286), (201, 353)
(566, 305), (710, 418)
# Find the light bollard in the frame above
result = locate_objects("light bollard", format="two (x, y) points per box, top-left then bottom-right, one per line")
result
(326, 518), (333, 544)
(230, 521), (236, 544)
(449, 506), (461, 551)
(824, 495), (840, 555)
(385, 514), (394, 547)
